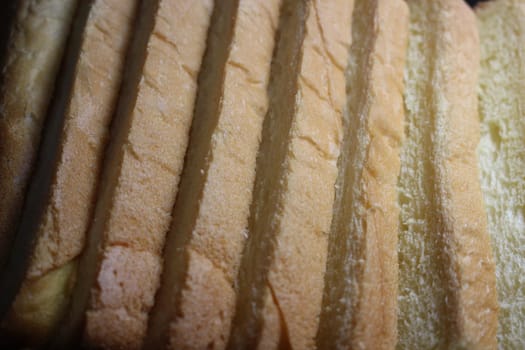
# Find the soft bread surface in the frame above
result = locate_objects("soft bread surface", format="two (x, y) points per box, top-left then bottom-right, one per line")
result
(398, 0), (498, 348)
(477, 1), (525, 348)
(144, 0), (280, 348)
(49, 1), (213, 348)
(4, 0), (139, 341)
(0, 0), (95, 331)
(317, 0), (408, 348)
(227, 0), (351, 348)
(0, 0), (511, 348)
(82, 1), (214, 348)
(0, 0), (77, 268)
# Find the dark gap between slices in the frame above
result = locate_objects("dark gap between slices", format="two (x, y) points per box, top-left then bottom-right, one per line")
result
(316, 0), (376, 347)
(47, 0), (160, 347)
(143, 0), (240, 347)
(0, 0), (92, 323)
(226, 0), (308, 347)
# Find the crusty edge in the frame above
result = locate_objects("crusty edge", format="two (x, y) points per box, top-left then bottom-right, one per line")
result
(168, 0), (280, 347)
(226, 1), (309, 347)
(27, 0), (139, 280)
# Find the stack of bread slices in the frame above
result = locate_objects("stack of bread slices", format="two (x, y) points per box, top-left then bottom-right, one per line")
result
(0, 0), (523, 349)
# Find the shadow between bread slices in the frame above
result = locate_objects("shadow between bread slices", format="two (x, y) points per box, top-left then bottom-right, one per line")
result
(317, 0), (408, 348)
(0, 0), (92, 339)
(144, 0), (240, 347)
(397, 0), (498, 348)
(225, 1), (307, 347)
(46, 0), (160, 346)
(50, 0), (217, 347)
(0, 0), (78, 271)
(224, 0), (351, 347)
(144, 0), (281, 348)
(1, 0), (141, 346)
(0, 0), (507, 348)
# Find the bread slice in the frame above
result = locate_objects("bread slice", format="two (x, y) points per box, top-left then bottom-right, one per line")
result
(143, 0), (280, 349)
(47, 0), (215, 348)
(1, 0), (139, 343)
(477, 1), (525, 348)
(316, 0), (408, 348)
(0, 0), (78, 269)
(398, 0), (498, 348)
(226, 0), (352, 348)
(0, 0), (92, 325)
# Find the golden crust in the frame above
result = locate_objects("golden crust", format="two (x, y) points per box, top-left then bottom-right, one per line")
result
(353, 1), (408, 345)
(0, 0), (502, 348)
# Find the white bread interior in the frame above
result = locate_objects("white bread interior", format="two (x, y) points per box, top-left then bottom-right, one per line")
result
(227, 0), (351, 348)
(3, 0), (139, 342)
(477, 1), (525, 348)
(398, 0), (498, 349)
(317, 0), (408, 349)
(0, 0), (78, 268)
(143, 0), (281, 349)
(398, 2), (448, 346)
(49, 1), (213, 348)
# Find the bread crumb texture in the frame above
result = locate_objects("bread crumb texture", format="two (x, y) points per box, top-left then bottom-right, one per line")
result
(158, 0), (281, 349)
(7, 0), (138, 340)
(317, 0), (408, 349)
(0, 0), (77, 267)
(477, 1), (525, 348)
(84, 1), (213, 348)
(399, 0), (497, 349)
(228, 0), (351, 349)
